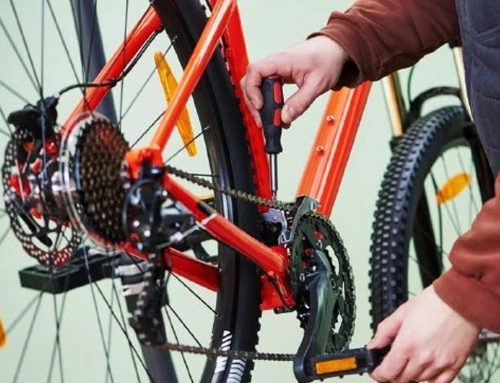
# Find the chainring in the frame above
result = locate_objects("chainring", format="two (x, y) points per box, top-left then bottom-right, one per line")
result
(71, 118), (130, 247)
(2, 127), (81, 266)
(290, 212), (356, 352)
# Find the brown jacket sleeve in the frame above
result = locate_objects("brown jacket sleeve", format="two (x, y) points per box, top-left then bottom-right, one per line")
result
(433, 174), (500, 332)
(311, 0), (460, 87)
(312, 1), (500, 331)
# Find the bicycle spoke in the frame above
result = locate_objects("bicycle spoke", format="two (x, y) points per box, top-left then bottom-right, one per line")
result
(104, 280), (116, 383)
(118, 46), (173, 125)
(165, 127), (210, 163)
(163, 303), (195, 383)
(0, 80), (30, 105)
(12, 291), (44, 383)
(0, 225), (12, 248)
(40, 0), (46, 96)
(0, 16), (38, 92)
(5, 289), (45, 336)
(46, 292), (68, 383)
(166, 304), (203, 348)
(45, 0), (81, 85)
(117, 0), (130, 131)
(439, 156), (464, 234)
(430, 170), (462, 237)
(111, 278), (142, 383)
(0, 105), (13, 136)
(9, 0), (42, 96)
(456, 148), (480, 215)
(170, 273), (217, 315)
(91, 270), (155, 382)
(82, 247), (115, 383)
(131, 110), (165, 148)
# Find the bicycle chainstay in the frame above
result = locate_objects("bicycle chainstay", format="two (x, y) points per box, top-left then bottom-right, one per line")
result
(161, 164), (356, 363)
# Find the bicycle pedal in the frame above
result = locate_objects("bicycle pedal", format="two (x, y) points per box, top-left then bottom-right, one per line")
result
(311, 347), (389, 380)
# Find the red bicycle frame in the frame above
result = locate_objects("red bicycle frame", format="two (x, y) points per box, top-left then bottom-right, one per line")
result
(61, 0), (371, 311)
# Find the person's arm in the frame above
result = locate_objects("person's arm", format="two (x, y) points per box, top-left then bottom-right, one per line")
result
(242, 0), (459, 125)
(369, 174), (500, 382)
(433, 174), (500, 332)
(313, 0), (460, 88)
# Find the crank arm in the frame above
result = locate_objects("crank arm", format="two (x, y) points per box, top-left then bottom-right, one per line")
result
(293, 249), (335, 382)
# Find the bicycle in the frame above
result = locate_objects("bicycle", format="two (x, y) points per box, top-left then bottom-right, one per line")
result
(0, 0), (498, 382)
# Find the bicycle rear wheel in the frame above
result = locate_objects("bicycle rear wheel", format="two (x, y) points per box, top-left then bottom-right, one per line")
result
(370, 106), (499, 382)
(0, 1), (261, 382)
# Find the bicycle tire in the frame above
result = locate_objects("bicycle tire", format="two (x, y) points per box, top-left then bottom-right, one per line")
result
(369, 105), (498, 382)
(0, 1), (261, 382)
(155, 1), (262, 382)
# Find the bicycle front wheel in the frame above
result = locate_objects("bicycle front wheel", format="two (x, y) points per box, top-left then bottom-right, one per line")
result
(370, 106), (499, 382)
(0, 1), (261, 382)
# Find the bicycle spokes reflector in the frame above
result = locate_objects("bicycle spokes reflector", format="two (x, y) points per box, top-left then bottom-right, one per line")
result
(154, 51), (197, 156)
(436, 172), (471, 204)
(0, 316), (6, 347)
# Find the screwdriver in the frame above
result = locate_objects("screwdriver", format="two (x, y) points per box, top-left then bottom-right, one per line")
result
(260, 76), (284, 199)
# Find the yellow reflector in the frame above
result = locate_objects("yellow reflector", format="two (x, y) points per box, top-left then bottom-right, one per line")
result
(436, 172), (471, 204)
(154, 52), (197, 156)
(315, 357), (358, 375)
(0, 316), (6, 348)
(198, 194), (214, 203)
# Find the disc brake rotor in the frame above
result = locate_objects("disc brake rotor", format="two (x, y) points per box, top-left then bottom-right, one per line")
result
(2, 127), (81, 266)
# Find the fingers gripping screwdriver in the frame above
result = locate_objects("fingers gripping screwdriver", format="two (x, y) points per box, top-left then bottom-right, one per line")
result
(259, 76), (284, 199)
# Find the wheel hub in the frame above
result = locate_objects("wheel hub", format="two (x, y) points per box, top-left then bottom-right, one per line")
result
(2, 101), (81, 267)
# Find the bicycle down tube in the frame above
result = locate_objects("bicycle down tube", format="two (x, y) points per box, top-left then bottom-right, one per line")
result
(59, 0), (371, 311)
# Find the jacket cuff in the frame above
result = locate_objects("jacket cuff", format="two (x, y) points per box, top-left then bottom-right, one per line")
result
(308, 15), (380, 88)
(434, 268), (500, 333)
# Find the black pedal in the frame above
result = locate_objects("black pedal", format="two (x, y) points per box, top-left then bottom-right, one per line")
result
(311, 346), (389, 380)
(19, 248), (118, 294)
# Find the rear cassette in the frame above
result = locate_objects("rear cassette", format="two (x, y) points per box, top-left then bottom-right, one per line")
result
(59, 115), (129, 249)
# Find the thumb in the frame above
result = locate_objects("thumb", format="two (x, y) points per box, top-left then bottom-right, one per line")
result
(368, 303), (409, 349)
(282, 78), (321, 124)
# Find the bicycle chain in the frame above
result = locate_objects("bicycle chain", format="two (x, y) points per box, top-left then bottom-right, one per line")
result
(160, 342), (295, 362)
(162, 164), (356, 361)
(164, 165), (295, 212)
(162, 164), (297, 361)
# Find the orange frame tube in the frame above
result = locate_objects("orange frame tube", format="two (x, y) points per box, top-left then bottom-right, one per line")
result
(296, 83), (372, 216)
(55, 0), (374, 310)
(62, 7), (162, 131)
(149, 0), (237, 151)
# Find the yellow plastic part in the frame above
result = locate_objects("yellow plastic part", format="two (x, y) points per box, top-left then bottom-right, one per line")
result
(0, 316), (6, 348)
(154, 52), (197, 156)
(315, 356), (358, 375)
(436, 172), (471, 204)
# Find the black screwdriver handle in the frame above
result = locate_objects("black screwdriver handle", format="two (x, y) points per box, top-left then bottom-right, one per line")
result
(260, 76), (284, 154)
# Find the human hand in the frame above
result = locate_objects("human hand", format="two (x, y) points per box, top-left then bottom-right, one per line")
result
(241, 36), (348, 127)
(368, 286), (480, 383)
